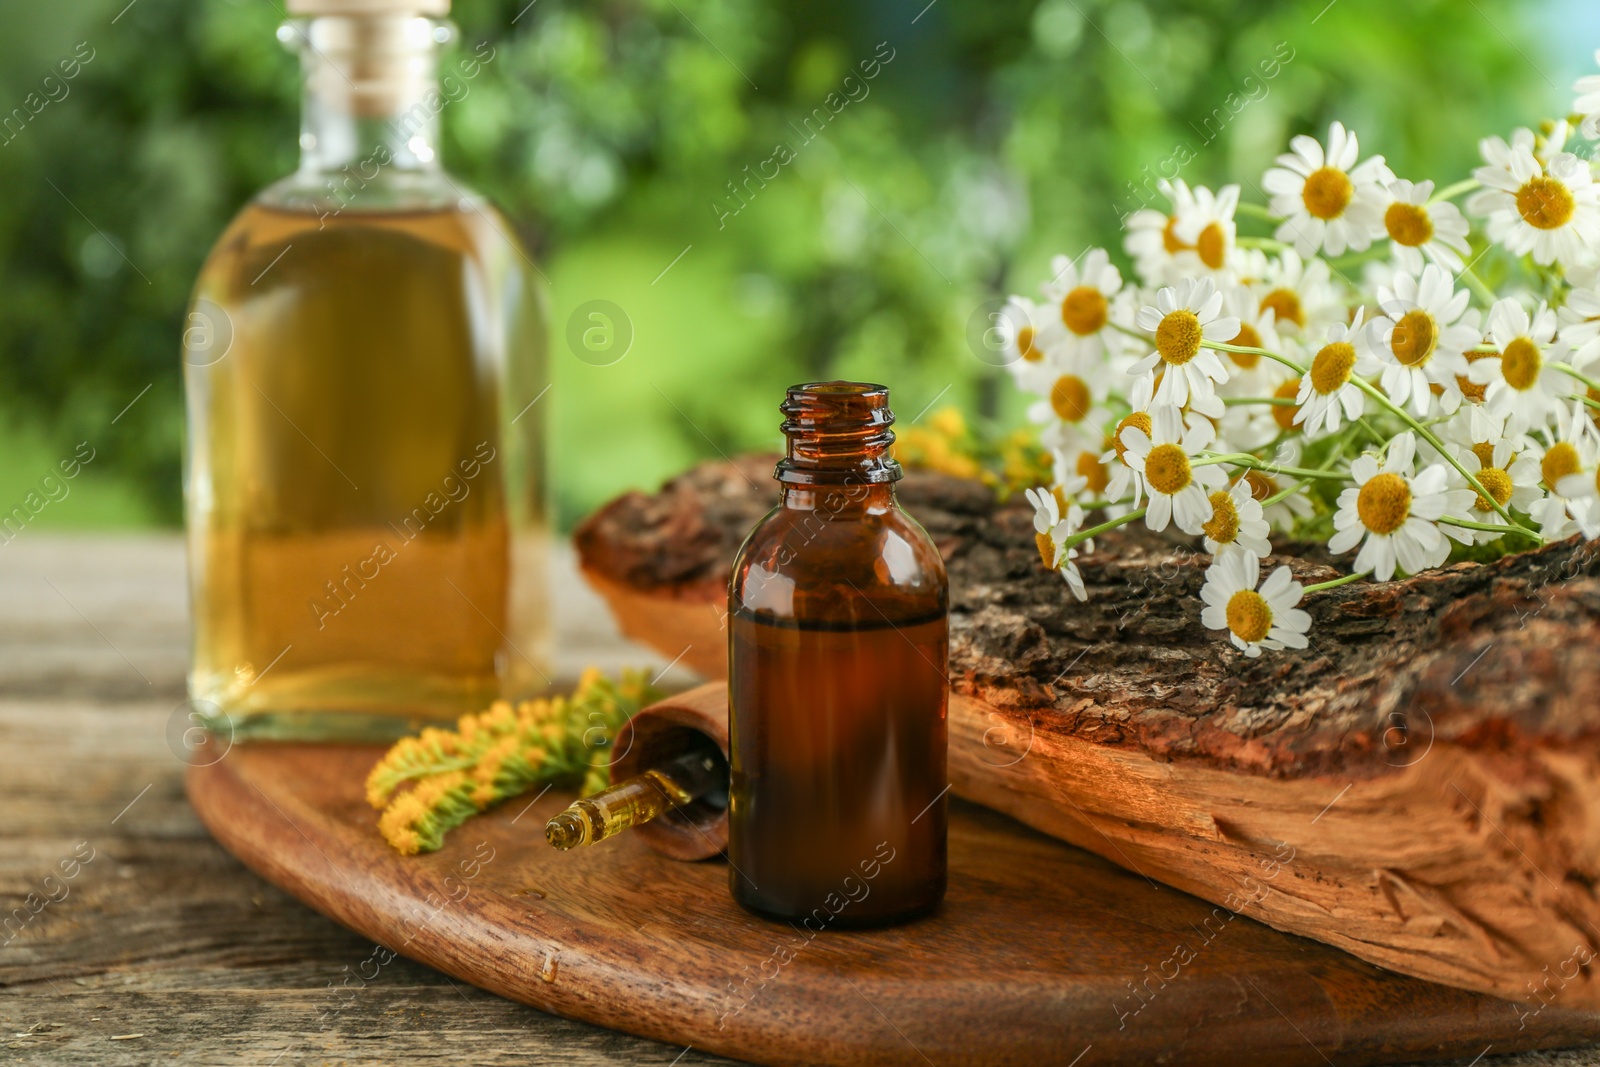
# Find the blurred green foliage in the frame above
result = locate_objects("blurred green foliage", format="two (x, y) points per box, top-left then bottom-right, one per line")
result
(0, 0), (1561, 526)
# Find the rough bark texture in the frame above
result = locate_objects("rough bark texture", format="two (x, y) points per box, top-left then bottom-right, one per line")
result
(574, 458), (1600, 1008)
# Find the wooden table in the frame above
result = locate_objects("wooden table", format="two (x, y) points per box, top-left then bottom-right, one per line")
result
(2, 534), (1597, 1067)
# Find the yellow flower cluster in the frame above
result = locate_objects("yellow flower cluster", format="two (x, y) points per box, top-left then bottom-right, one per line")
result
(366, 667), (663, 855)
(892, 406), (1050, 497)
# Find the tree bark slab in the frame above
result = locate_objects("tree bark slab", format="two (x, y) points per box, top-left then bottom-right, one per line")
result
(574, 457), (1600, 1010)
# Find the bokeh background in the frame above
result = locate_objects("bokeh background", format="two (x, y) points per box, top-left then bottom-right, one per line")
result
(2, 0), (1598, 530)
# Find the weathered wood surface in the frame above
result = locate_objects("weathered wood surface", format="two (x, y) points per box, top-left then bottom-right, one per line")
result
(574, 459), (1600, 1008)
(0, 536), (729, 1066)
(189, 739), (1600, 1067)
(4, 533), (1600, 1066)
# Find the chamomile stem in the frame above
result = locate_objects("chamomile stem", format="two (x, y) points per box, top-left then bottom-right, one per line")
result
(1198, 453), (1351, 481)
(1077, 496), (1137, 511)
(1554, 362), (1600, 394)
(1302, 571), (1368, 594)
(1236, 203), (1278, 222)
(1238, 235), (1292, 251)
(1347, 375), (1534, 535)
(1261, 422), (1361, 507)
(1063, 508), (1146, 550)
(1429, 178), (1480, 203)
(1460, 264), (1498, 307)
(1203, 340), (1306, 375)
(1263, 478), (1311, 507)
(1440, 516), (1543, 542)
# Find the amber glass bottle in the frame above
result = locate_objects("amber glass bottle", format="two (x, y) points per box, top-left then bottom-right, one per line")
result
(728, 383), (949, 927)
(183, 0), (547, 739)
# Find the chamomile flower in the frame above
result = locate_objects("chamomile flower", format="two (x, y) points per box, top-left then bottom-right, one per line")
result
(1118, 404), (1227, 535)
(1027, 485), (1068, 562)
(1237, 442), (1316, 533)
(1470, 298), (1567, 432)
(1528, 401), (1599, 538)
(1039, 248), (1125, 360)
(1026, 487), (1091, 601)
(1449, 437), (1545, 543)
(1536, 120), (1574, 164)
(1470, 141), (1600, 267)
(1366, 264), (1479, 417)
(1264, 121), (1392, 258)
(1378, 179), (1472, 274)
(1431, 307), (1489, 416)
(1215, 282), (1287, 387)
(1024, 344), (1112, 435)
(1574, 51), (1600, 138)
(1131, 277), (1239, 416)
(1171, 184), (1241, 278)
(1124, 180), (1199, 286)
(1556, 460), (1600, 540)
(1200, 551), (1311, 657)
(1327, 432), (1476, 581)
(1557, 276), (1600, 371)
(1253, 249), (1340, 338)
(1294, 309), (1379, 435)
(1201, 479), (1272, 558)
(996, 296), (1050, 373)
(1052, 433), (1112, 502)
(1101, 376), (1157, 510)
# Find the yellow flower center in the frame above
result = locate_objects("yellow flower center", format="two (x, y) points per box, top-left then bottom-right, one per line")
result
(1543, 441), (1581, 492)
(1162, 215), (1188, 254)
(1310, 341), (1357, 396)
(1113, 411), (1152, 462)
(1516, 176), (1576, 230)
(1243, 470), (1275, 502)
(1203, 490), (1240, 544)
(1458, 349), (1491, 402)
(1061, 286), (1108, 336)
(1034, 531), (1058, 570)
(1302, 166), (1353, 220)
(1472, 467), (1513, 513)
(1052, 486), (1072, 514)
(1590, 385), (1600, 428)
(1470, 441), (1497, 469)
(1144, 442), (1192, 495)
(1356, 471), (1412, 534)
(1500, 337), (1541, 391)
(1050, 374), (1093, 422)
(1017, 324), (1043, 362)
(1076, 450), (1110, 494)
(1225, 589), (1274, 644)
(1273, 378), (1303, 431)
(1156, 309), (1203, 365)
(1384, 201), (1434, 247)
(1226, 322), (1262, 369)
(1260, 288), (1305, 329)
(1390, 309), (1437, 367)
(1196, 222), (1227, 270)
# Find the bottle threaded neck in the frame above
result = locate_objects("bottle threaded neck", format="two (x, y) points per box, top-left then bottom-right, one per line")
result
(775, 381), (901, 486)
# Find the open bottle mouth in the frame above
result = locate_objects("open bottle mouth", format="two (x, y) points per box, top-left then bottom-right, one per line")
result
(775, 381), (902, 486)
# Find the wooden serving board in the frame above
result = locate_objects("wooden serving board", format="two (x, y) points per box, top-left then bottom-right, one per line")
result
(186, 744), (1600, 1066)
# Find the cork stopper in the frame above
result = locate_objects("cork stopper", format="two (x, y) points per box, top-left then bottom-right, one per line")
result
(287, 0), (449, 14)
(289, 7), (450, 119)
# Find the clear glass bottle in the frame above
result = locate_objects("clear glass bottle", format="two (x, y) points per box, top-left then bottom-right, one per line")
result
(182, 0), (548, 740)
(727, 382), (949, 927)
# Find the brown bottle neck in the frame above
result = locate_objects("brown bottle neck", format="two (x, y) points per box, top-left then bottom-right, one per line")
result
(779, 483), (895, 515)
(775, 381), (902, 491)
